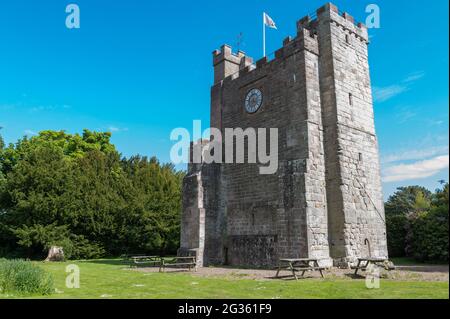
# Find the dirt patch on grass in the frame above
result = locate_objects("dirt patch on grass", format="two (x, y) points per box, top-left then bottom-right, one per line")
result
(134, 264), (449, 282)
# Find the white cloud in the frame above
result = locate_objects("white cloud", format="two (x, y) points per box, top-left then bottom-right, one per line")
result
(29, 105), (58, 112)
(373, 85), (408, 102)
(403, 71), (425, 83)
(382, 155), (449, 183)
(381, 145), (449, 164)
(0, 97), (71, 113)
(426, 119), (445, 126)
(108, 126), (128, 133)
(396, 109), (417, 123)
(27, 104), (71, 113)
(373, 71), (425, 103)
(24, 129), (38, 136)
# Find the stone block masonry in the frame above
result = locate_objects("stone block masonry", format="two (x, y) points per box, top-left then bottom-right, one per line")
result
(179, 2), (388, 268)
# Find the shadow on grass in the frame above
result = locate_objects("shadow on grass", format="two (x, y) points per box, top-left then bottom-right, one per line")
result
(84, 257), (178, 268)
(344, 273), (366, 280)
(266, 275), (306, 281)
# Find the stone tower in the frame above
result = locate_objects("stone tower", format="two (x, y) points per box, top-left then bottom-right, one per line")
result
(179, 2), (388, 268)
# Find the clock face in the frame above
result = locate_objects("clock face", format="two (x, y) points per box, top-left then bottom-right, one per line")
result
(245, 89), (263, 113)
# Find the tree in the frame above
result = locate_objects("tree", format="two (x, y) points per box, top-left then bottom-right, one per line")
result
(433, 183), (449, 212)
(118, 156), (183, 255)
(0, 131), (4, 150)
(0, 130), (184, 259)
(385, 186), (432, 216)
(385, 184), (449, 261)
(0, 130), (5, 189)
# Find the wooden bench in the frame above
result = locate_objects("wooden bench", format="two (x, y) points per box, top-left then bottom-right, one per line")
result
(159, 256), (197, 272)
(275, 258), (326, 280)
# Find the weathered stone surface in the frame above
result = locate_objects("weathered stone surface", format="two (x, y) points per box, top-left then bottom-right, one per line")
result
(180, 3), (388, 268)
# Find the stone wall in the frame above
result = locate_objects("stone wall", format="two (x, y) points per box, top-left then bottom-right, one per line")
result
(180, 2), (388, 268)
(204, 27), (332, 267)
(314, 3), (388, 265)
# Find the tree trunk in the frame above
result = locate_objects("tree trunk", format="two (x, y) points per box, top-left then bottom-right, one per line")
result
(45, 246), (65, 262)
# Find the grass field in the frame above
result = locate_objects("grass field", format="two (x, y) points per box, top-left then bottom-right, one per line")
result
(0, 259), (448, 299)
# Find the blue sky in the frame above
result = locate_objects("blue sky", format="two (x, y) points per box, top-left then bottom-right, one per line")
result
(0, 0), (448, 199)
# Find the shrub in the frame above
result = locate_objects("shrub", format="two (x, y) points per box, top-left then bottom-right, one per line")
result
(0, 131), (183, 260)
(385, 184), (449, 263)
(410, 210), (449, 262)
(68, 235), (106, 260)
(386, 214), (408, 257)
(0, 259), (54, 295)
(12, 224), (105, 260)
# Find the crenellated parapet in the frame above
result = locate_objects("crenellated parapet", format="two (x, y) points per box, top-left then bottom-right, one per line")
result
(212, 2), (370, 86)
(212, 25), (319, 85)
(213, 45), (254, 84)
(279, 27), (319, 57)
(296, 3), (369, 43)
(316, 2), (368, 42)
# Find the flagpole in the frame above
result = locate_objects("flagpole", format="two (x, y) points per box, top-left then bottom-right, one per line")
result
(263, 12), (266, 57)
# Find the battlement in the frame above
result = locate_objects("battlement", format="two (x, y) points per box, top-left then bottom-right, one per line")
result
(213, 27), (319, 85)
(212, 45), (254, 84)
(212, 44), (247, 67)
(212, 3), (369, 85)
(296, 2), (368, 42)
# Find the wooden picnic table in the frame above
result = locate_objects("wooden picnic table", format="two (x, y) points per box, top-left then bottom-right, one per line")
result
(159, 256), (197, 273)
(128, 255), (162, 268)
(275, 258), (325, 280)
(353, 257), (390, 275)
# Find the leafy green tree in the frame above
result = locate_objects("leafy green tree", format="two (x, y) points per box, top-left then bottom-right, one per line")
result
(410, 209), (448, 262)
(0, 130), (184, 259)
(385, 214), (408, 257)
(0, 132), (6, 202)
(412, 183), (449, 262)
(0, 142), (77, 258)
(385, 184), (449, 261)
(385, 186), (432, 216)
(118, 156), (183, 255)
(432, 183), (449, 213)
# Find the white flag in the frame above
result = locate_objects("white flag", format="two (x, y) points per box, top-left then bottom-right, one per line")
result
(263, 12), (277, 29)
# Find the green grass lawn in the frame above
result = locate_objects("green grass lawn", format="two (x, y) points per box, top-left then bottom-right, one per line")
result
(1, 259), (448, 299)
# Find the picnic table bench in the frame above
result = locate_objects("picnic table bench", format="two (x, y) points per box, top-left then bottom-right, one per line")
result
(352, 257), (393, 275)
(159, 256), (197, 272)
(275, 258), (325, 280)
(127, 255), (162, 268)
